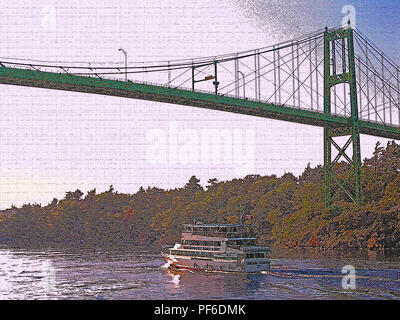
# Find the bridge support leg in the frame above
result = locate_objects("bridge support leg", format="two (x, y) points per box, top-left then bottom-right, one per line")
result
(323, 27), (362, 209)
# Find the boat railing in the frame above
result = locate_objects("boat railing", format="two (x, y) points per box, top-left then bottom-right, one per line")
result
(241, 246), (270, 252)
(188, 231), (256, 238)
(181, 245), (221, 251)
(161, 245), (174, 255)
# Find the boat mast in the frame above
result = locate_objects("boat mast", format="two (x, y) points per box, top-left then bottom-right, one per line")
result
(240, 213), (244, 238)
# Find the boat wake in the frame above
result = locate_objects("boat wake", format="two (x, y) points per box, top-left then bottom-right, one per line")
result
(161, 261), (172, 269)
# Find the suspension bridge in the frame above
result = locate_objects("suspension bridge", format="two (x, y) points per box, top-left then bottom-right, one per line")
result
(0, 26), (399, 209)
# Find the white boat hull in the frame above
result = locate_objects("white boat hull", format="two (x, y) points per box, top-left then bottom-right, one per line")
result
(163, 253), (270, 273)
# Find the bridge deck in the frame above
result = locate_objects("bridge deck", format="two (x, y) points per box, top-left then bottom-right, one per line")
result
(1, 67), (399, 140)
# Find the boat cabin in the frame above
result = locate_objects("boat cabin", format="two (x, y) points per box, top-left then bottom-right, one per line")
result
(182, 223), (255, 238)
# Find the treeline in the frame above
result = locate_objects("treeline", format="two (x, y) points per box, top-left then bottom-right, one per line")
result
(0, 141), (399, 250)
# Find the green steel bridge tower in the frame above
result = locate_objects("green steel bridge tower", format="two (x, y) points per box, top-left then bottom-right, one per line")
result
(323, 27), (362, 208)
(1, 26), (399, 210)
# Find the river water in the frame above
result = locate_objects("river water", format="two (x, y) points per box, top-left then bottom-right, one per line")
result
(0, 246), (399, 300)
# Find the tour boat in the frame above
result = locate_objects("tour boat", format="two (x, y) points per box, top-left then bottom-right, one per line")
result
(161, 221), (270, 273)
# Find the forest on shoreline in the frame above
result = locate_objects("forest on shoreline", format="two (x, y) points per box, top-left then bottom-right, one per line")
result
(0, 141), (399, 251)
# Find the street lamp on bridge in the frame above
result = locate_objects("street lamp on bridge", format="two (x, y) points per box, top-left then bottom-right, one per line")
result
(119, 48), (128, 82)
(237, 71), (245, 98)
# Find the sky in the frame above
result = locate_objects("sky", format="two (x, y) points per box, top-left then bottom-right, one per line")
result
(0, 0), (399, 209)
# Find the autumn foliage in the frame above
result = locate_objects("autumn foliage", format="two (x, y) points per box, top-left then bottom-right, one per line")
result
(0, 141), (399, 250)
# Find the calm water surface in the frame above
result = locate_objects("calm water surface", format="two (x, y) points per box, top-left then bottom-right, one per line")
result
(0, 246), (399, 300)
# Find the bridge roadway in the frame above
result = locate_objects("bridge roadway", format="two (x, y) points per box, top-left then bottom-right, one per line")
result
(1, 66), (399, 140)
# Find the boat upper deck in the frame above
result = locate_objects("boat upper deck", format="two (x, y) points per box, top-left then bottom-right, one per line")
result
(182, 223), (256, 238)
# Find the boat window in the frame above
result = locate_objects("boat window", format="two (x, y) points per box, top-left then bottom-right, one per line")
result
(182, 240), (221, 247)
(227, 239), (256, 246)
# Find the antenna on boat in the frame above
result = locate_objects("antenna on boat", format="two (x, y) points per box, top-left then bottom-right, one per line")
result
(240, 213), (244, 238)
